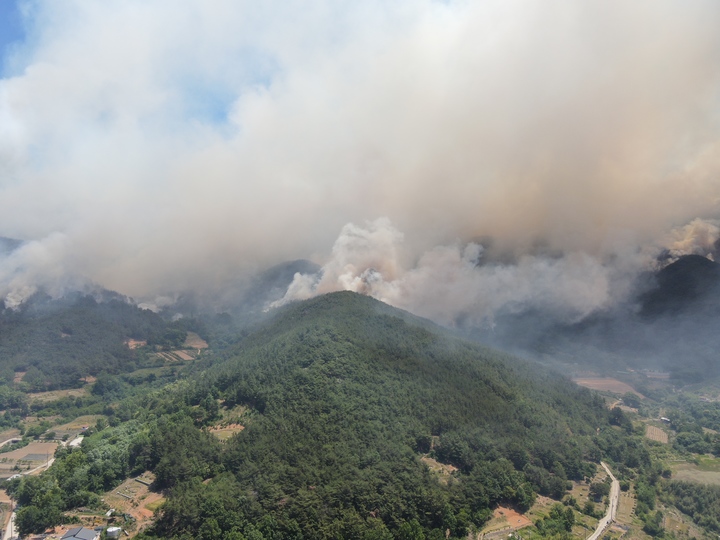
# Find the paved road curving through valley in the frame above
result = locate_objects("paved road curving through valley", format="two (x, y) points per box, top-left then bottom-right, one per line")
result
(587, 462), (620, 540)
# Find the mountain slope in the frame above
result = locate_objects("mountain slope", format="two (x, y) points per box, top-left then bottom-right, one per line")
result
(491, 255), (720, 382)
(640, 254), (720, 316)
(133, 292), (637, 540)
(0, 292), (184, 389)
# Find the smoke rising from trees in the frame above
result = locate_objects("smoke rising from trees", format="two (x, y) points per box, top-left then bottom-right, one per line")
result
(2, 1), (720, 325)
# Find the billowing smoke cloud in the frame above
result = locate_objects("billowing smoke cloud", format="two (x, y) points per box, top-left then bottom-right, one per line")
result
(664, 219), (720, 261)
(0, 233), (92, 307)
(2, 1), (720, 321)
(272, 218), (651, 327)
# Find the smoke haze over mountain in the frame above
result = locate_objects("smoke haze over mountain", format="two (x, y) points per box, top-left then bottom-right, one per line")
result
(2, 1), (720, 326)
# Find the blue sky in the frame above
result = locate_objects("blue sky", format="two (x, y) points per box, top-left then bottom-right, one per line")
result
(0, 0), (24, 73)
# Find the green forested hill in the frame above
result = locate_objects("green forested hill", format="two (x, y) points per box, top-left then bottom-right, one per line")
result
(0, 292), (185, 389)
(132, 292), (636, 539)
(8, 291), (648, 540)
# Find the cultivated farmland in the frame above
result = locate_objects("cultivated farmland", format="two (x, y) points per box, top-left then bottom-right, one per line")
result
(645, 425), (669, 444)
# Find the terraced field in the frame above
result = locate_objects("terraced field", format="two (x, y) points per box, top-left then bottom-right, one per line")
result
(572, 377), (644, 396)
(645, 425), (669, 444)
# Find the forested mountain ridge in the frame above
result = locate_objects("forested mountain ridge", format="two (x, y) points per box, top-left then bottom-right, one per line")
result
(3, 291), (651, 539)
(0, 292), (190, 390)
(119, 292), (640, 539)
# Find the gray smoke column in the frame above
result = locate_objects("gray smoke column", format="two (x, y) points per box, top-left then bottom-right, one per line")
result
(1, 1), (720, 314)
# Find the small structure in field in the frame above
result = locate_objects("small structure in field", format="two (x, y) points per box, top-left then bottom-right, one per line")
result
(61, 526), (100, 540)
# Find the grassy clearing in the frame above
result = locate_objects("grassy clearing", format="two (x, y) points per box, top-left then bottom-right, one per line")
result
(209, 424), (245, 441)
(420, 456), (457, 484)
(671, 461), (720, 485)
(28, 387), (89, 403)
(144, 496), (164, 512)
(53, 414), (104, 432)
(126, 366), (169, 377)
(617, 489), (637, 524)
(694, 455), (720, 471)
(526, 495), (558, 523)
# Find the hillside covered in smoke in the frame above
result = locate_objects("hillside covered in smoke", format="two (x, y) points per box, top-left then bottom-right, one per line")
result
(2, 1), (720, 375)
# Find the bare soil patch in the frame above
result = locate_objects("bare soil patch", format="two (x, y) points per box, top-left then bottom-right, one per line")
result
(13, 371), (26, 384)
(0, 429), (21, 443)
(645, 426), (669, 444)
(494, 506), (532, 529)
(184, 331), (208, 349)
(125, 339), (147, 349)
(103, 472), (164, 537)
(1, 441), (57, 461)
(480, 506), (533, 538)
(572, 377), (644, 397)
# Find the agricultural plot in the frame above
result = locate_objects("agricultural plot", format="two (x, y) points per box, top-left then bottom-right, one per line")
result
(479, 505), (533, 539)
(0, 441), (57, 478)
(52, 414), (104, 440)
(28, 386), (88, 403)
(103, 472), (164, 537)
(154, 349), (200, 362)
(616, 490), (637, 524)
(645, 426), (669, 444)
(572, 377), (644, 396)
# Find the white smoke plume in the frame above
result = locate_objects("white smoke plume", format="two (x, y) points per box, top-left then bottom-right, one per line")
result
(665, 219), (720, 261)
(0, 233), (93, 307)
(2, 1), (720, 318)
(273, 218), (654, 327)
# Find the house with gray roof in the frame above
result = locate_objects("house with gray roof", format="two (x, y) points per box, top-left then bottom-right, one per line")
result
(61, 527), (100, 540)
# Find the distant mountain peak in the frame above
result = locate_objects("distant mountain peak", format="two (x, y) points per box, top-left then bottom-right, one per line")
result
(641, 254), (720, 316)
